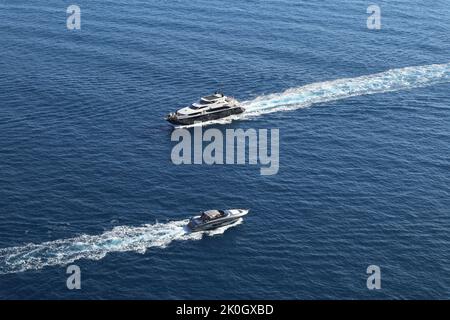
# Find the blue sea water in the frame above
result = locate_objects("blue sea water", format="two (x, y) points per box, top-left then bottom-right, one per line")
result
(0, 0), (449, 299)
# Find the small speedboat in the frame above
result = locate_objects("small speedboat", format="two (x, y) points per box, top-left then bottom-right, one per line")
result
(166, 92), (245, 125)
(187, 209), (249, 232)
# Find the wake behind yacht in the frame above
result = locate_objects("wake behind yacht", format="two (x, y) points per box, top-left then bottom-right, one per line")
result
(166, 92), (245, 125)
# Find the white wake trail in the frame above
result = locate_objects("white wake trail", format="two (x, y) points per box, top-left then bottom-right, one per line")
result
(0, 218), (243, 274)
(242, 62), (450, 116)
(176, 62), (450, 128)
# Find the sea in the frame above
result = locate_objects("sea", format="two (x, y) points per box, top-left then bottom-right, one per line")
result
(0, 0), (449, 299)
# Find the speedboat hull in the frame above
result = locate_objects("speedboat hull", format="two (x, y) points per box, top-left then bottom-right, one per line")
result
(167, 106), (245, 125)
(187, 209), (248, 232)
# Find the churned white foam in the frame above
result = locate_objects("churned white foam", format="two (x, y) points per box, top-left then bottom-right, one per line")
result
(0, 218), (243, 274)
(176, 63), (450, 127)
(241, 63), (450, 116)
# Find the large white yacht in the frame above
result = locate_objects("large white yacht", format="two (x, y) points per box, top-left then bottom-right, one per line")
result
(166, 92), (245, 125)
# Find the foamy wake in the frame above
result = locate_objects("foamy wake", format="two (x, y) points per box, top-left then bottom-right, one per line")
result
(176, 62), (450, 128)
(0, 218), (243, 274)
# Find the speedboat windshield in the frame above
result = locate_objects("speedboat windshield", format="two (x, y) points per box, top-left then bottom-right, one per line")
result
(200, 210), (226, 221)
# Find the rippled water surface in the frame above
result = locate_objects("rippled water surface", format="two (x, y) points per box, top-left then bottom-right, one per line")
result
(0, 0), (449, 299)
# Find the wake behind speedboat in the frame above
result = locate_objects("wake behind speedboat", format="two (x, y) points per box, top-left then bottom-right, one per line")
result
(166, 92), (245, 125)
(187, 209), (249, 232)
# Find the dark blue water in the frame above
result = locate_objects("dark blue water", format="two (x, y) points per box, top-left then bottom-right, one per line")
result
(1, 0), (449, 299)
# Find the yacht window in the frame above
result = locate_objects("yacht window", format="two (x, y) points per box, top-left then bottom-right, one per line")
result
(211, 106), (230, 112)
(190, 105), (204, 110)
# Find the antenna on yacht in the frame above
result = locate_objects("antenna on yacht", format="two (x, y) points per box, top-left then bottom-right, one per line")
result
(215, 87), (224, 96)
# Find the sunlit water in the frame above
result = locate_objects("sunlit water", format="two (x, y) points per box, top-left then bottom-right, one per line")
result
(0, 0), (449, 299)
